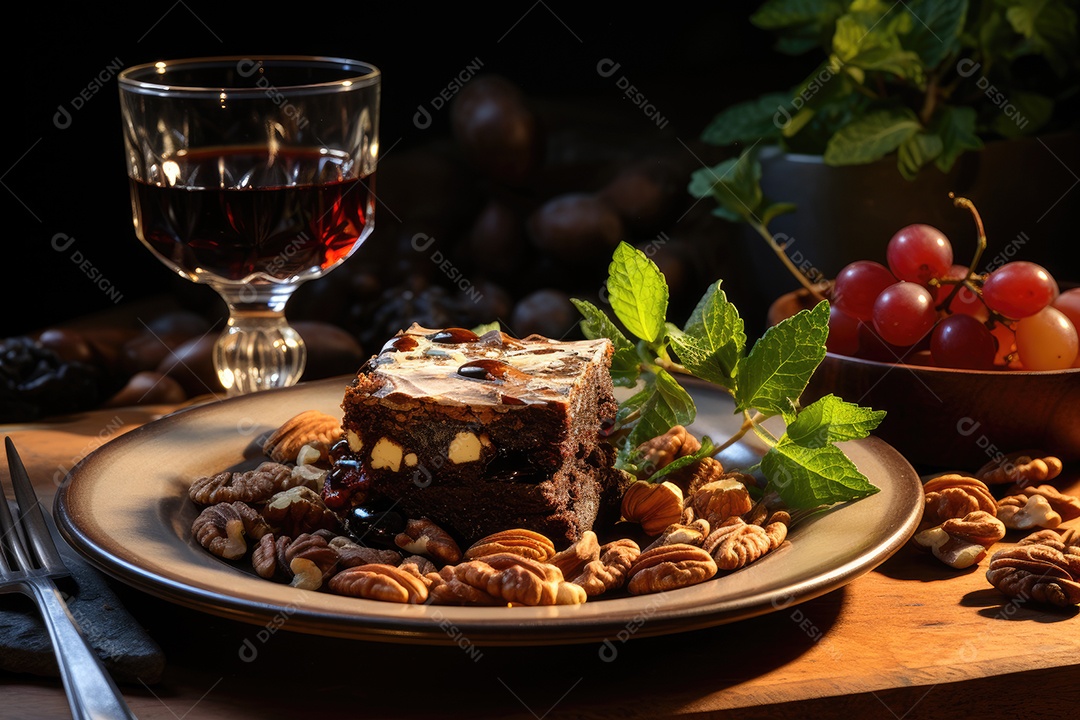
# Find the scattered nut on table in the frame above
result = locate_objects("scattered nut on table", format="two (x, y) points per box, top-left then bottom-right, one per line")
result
(913, 511), (1007, 569)
(976, 451), (1063, 486)
(921, 473), (998, 527)
(985, 542), (1080, 608)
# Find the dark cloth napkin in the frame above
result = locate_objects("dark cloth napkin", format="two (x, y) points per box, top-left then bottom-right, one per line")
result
(0, 507), (166, 685)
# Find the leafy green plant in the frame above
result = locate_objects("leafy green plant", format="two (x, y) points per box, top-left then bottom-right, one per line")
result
(704, 0), (1079, 179)
(573, 242), (884, 511)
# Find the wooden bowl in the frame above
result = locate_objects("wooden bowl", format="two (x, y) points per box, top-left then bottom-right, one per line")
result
(770, 290), (1080, 470)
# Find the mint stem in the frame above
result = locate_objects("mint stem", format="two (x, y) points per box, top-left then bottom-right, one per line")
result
(750, 220), (828, 302)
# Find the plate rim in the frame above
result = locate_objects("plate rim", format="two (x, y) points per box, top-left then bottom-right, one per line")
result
(54, 375), (924, 646)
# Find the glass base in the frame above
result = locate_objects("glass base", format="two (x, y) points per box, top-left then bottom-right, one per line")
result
(211, 283), (306, 396)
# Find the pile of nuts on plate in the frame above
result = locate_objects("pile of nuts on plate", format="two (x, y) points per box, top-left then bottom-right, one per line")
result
(912, 452), (1080, 608)
(187, 415), (793, 606)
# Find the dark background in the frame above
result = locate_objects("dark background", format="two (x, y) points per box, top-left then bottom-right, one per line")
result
(2, 2), (797, 340)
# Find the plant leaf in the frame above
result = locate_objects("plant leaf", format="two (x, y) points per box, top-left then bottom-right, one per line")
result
(897, 131), (944, 180)
(1003, 0), (1078, 76)
(571, 298), (640, 387)
(669, 280), (746, 388)
(646, 436), (717, 483)
(990, 91), (1053, 138)
(606, 242), (669, 344)
(932, 105), (983, 172)
(687, 151), (766, 224)
(761, 440), (880, 509)
(823, 108), (922, 166)
(786, 394), (887, 448)
(736, 300), (829, 416)
(625, 368), (696, 450)
(900, 0), (968, 67)
(700, 93), (790, 146)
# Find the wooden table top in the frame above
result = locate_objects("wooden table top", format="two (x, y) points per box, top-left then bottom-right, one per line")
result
(2, 400), (1078, 720)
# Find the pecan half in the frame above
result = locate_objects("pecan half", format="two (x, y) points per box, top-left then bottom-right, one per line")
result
(976, 451), (1063, 486)
(626, 543), (717, 595)
(192, 501), (271, 560)
(921, 474), (998, 526)
(570, 538), (641, 597)
(549, 530), (601, 580)
(329, 563), (430, 603)
(428, 553), (585, 606)
(996, 494), (1063, 530)
(328, 535), (403, 567)
(1018, 527), (1080, 554)
(463, 528), (556, 562)
(398, 554), (438, 577)
(688, 476), (753, 528)
(394, 518), (462, 564)
(643, 519), (711, 552)
(703, 516), (786, 571)
(1000, 484), (1080, 523)
(189, 462), (309, 506)
(262, 409), (343, 464)
(985, 543), (1080, 607)
(674, 458), (733, 497)
(913, 511), (1006, 569)
(261, 486), (340, 537)
(621, 480), (684, 536)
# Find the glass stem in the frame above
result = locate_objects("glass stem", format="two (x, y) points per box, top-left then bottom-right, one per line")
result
(211, 282), (306, 396)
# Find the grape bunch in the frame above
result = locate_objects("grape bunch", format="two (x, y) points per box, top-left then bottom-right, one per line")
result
(827, 198), (1079, 371)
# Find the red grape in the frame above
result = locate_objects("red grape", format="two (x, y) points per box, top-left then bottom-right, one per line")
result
(930, 314), (996, 369)
(1052, 288), (1080, 367)
(981, 261), (1059, 319)
(826, 305), (860, 356)
(1015, 306), (1079, 370)
(886, 224), (953, 284)
(872, 281), (937, 347)
(832, 260), (897, 321)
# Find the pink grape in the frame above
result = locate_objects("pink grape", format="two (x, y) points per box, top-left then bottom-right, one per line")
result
(872, 281), (938, 347)
(981, 261), (1059, 319)
(1052, 288), (1080, 367)
(930, 314), (995, 370)
(831, 260), (897, 321)
(1015, 306), (1079, 370)
(886, 224), (953, 284)
(826, 305), (860, 356)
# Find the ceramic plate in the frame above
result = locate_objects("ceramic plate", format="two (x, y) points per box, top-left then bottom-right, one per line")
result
(54, 376), (923, 646)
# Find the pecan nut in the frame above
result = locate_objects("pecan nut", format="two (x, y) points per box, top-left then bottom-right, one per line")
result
(329, 563), (430, 603)
(570, 538), (641, 597)
(633, 425), (701, 476)
(703, 516), (786, 571)
(463, 528), (556, 562)
(262, 409), (343, 464)
(913, 511), (1006, 569)
(621, 480), (684, 536)
(261, 486), (340, 537)
(643, 519), (711, 552)
(549, 530), (601, 580)
(976, 451), (1063, 486)
(1000, 484), (1080, 523)
(985, 543), (1080, 607)
(394, 518), (462, 565)
(921, 473), (997, 527)
(688, 476), (754, 528)
(192, 501), (271, 560)
(996, 494), (1062, 530)
(626, 543), (717, 595)
(189, 461), (310, 506)
(428, 553), (585, 606)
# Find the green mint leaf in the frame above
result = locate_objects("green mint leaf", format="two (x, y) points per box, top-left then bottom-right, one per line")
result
(900, 0), (967, 67)
(761, 440), (880, 509)
(786, 394), (887, 448)
(700, 93), (789, 146)
(932, 106), (983, 172)
(571, 298), (640, 387)
(626, 368), (696, 450)
(991, 91), (1053, 138)
(823, 108), (921, 166)
(752, 0), (846, 54)
(897, 131), (944, 180)
(1004, 0), (1078, 76)
(832, 4), (924, 82)
(686, 151), (765, 225)
(606, 242), (669, 344)
(669, 281), (746, 388)
(736, 300), (829, 417)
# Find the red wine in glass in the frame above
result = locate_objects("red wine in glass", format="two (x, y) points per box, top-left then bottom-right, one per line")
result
(130, 146), (374, 283)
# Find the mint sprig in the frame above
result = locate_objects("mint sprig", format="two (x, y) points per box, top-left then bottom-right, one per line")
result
(576, 241), (884, 511)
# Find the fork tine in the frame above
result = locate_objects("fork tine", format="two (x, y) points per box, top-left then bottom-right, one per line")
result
(0, 463), (33, 573)
(5, 437), (65, 573)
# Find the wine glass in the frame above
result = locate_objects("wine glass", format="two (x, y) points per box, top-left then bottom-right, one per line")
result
(119, 56), (380, 395)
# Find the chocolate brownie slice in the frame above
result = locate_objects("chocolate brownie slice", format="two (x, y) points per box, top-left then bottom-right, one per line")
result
(328, 324), (625, 546)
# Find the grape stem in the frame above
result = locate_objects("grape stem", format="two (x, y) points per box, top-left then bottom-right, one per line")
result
(938, 193), (988, 312)
(750, 220), (828, 302)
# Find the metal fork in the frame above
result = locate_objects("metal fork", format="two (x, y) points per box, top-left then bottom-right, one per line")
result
(0, 436), (138, 719)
